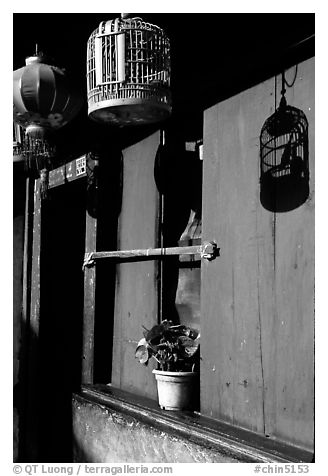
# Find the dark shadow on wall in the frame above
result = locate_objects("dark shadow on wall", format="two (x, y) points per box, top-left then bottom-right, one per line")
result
(154, 121), (203, 330)
(260, 97), (309, 213)
(37, 180), (86, 462)
(14, 177), (86, 462)
(260, 169), (310, 213)
(91, 144), (123, 385)
(16, 143), (123, 461)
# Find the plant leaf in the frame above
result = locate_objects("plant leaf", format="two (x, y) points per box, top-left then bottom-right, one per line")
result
(135, 338), (150, 364)
(178, 336), (200, 357)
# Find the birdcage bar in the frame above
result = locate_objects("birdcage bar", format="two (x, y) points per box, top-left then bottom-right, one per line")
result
(135, 29), (139, 83)
(141, 30), (145, 85)
(116, 31), (125, 83)
(105, 34), (109, 93)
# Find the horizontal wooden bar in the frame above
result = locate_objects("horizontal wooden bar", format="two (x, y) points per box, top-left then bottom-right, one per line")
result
(94, 244), (202, 259)
(178, 238), (202, 262)
(83, 242), (218, 269)
(49, 156), (87, 189)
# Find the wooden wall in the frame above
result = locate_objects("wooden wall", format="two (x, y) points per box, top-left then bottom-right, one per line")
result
(111, 132), (160, 398)
(200, 57), (314, 451)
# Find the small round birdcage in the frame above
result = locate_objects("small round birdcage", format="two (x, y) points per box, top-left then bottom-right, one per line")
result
(260, 95), (309, 212)
(260, 97), (309, 178)
(87, 15), (172, 126)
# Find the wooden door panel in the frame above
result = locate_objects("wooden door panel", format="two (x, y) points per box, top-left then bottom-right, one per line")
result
(201, 58), (314, 450)
(111, 132), (160, 398)
(201, 80), (275, 433)
(269, 59), (314, 449)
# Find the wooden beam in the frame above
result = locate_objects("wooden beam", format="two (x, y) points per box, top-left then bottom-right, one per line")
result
(82, 210), (97, 384)
(19, 177), (34, 459)
(22, 178), (33, 350)
(83, 242), (218, 267)
(25, 179), (42, 460)
(49, 155), (87, 189)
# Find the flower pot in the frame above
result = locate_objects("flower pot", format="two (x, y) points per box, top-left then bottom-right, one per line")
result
(152, 369), (197, 411)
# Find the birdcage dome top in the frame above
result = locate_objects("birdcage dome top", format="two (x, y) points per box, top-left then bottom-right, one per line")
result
(261, 97), (308, 139)
(87, 16), (166, 40)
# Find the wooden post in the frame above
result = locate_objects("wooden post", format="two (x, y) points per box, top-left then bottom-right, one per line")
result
(25, 179), (42, 461)
(22, 178), (33, 363)
(82, 211), (97, 384)
(18, 177), (34, 459)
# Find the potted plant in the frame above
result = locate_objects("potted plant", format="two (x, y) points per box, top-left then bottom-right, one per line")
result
(135, 320), (200, 410)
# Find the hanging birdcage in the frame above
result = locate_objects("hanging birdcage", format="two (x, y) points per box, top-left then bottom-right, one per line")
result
(13, 51), (83, 197)
(260, 95), (309, 212)
(86, 15), (172, 126)
(260, 96), (309, 180)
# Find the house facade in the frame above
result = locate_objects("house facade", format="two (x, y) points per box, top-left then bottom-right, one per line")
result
(13, 13), (315, 463)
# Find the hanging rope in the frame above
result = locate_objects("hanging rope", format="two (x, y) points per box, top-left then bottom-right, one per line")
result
(284, 65), (298, 88)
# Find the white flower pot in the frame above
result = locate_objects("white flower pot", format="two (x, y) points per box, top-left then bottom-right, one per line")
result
(152, 369), (197, 411)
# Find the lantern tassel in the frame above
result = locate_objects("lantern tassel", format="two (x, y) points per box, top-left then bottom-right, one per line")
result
(23, 126), (54, 172)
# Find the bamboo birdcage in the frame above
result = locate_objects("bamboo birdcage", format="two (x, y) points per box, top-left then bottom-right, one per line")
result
(260, 97), (309, 181)
(259, 95), (309, 212)
(87, 16), (172, 126)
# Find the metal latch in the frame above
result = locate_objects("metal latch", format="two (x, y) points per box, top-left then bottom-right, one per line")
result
(200, 241), (219, 261)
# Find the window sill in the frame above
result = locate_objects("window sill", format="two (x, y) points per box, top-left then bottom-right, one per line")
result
(78, 384), (313, 463)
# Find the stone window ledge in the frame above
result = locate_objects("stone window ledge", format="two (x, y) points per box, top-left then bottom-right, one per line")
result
(79, 384), (313, 463)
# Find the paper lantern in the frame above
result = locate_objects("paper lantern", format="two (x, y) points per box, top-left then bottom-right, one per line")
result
(13, 52), (83, 196)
